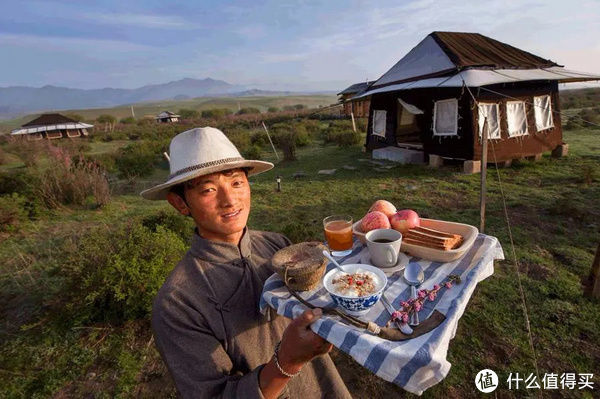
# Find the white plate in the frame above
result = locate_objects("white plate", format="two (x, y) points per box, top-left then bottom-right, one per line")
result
(359, 251), (409, 275)
(353, 218), (479, 263)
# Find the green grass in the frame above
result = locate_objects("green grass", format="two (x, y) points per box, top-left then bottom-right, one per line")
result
(1, 128), (599, 398)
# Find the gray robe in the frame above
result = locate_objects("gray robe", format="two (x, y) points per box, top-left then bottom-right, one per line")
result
(152, 228), (351, 399)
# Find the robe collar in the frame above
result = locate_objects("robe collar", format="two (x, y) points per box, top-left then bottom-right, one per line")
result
(189, 227), (252, 264)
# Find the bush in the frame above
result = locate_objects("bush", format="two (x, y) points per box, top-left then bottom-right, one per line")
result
(237, 107), (261, 115)
(267, 107), (280, 113)
(0, 193), (28, 232)
(225, 128), (251, 155)
(142, 209), (194, 242)
(271, 124), (297, 161)
(201, 108), (232, 119)
(178, 109), (199, 119)
(322, 121), (361, 147)
(243, 144), (263, 160)
(37, 147), (110, 208)
(59, 223), (187, 324)
(115, 141), (160, 179)
(120, 116), (136, 124)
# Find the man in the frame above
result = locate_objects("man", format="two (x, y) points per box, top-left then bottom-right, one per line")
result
(141, 127), (351, 398)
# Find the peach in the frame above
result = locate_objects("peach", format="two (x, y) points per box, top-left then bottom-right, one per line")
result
(368, 200), (397, 218)
(390, 209), (420, 233)
(361, 211), (391, 233)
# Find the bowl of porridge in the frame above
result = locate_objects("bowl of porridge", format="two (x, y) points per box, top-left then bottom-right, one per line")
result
(322, 264), (387, 316)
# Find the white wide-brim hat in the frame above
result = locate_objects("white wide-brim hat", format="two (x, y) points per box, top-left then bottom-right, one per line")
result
(140, 127), (273, 200)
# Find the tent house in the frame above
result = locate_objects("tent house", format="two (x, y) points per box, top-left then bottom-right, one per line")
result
(356, 32), (600, 170)
(338, 81), (374, 117)
(11, 113), (93, 140)
(155, 111), (180, 123)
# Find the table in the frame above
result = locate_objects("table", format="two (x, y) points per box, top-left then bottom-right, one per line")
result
(260, 234), (504, 395)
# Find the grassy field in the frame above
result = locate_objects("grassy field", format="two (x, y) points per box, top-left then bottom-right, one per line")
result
(0, 94), (337, 132)
(0, 125), (599, 397)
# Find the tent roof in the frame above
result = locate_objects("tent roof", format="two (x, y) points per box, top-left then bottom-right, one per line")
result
(12, 122), (94, 135)
(354, 67), (600, 99)
(372, 31), (560, 88)
(22, 113), (78, 127)
(156, 111), (180, 118)
(337, 81), (375, 95)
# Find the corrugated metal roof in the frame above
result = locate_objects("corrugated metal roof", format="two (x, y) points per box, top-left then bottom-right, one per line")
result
(431, 31), (558, 70)
(337, 81), (375, 95)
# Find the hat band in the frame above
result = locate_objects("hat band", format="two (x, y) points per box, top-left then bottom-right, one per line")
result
(168, 157), (245, 179)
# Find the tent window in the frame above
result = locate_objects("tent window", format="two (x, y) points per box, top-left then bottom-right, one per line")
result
(433, 99), (458, 136)
(372, 110), (387, 137)
(534, 95), (553, 132)
(507, 101), (528, 137)
(477, 103), (501, 139)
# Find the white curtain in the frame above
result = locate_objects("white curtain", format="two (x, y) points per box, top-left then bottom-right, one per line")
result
(507, 101), (528, 137)
(372, 110), (387, 137)
(534, 95), (553, 131)
(433, 99), (458, 136)
(477, 103), (501, 139)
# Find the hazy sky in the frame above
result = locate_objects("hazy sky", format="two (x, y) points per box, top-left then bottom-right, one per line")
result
(1, 0), (599, 91)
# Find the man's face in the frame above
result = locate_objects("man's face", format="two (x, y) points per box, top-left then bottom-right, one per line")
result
(175, 169), (251, 243)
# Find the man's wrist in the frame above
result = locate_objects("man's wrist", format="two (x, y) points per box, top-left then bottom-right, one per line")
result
(274, 341), (303, 377)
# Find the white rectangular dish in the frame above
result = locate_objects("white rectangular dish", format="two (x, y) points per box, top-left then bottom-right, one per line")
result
(352, 218), (479, 262)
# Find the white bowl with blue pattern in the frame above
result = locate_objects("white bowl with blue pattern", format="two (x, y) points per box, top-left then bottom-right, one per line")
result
(323, 263), (387, 316)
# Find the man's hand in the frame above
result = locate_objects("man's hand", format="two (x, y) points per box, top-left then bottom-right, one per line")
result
(277, 308), (333, 374)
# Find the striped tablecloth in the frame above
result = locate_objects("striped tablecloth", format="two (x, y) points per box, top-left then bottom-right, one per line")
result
(260, 234), (504, 395)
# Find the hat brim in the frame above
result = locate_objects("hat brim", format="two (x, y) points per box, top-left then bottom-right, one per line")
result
(140, 160), (274, 200)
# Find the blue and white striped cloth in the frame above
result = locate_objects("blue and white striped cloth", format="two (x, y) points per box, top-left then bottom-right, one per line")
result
(260, 234), (504, 395)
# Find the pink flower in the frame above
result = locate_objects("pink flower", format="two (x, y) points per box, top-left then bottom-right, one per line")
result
(433, 284), (440, 290)
(392, 311), (402, 321)
(445, 282), (452, 289)
(400, 301), (409, 308)
(401, 313), (409, 323)
(428, 293), (436, 301)
(418, 290), (427, 299)
(414, 302), (422, 312)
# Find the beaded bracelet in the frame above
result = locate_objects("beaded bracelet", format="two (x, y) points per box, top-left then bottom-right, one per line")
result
(273, 341), (301, 378)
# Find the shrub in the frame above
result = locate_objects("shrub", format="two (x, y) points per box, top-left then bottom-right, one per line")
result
(37, 147), (110, 208)
(271, 124), (297, 161)
(201, 108), (232, 119)
(115, 141), (160, 179)
(4, 137), (45, 167)
(322, 121), (361, 147)
(267, 107), (280, 113)
(225, 128), (251, 155)
(0, 193), (28, 232)
(237, 107), (261, 115)
(120, 116), (136, 124)
(59, 223), (187, 324)
(250, 131), (269, 147)
(178, 109), (199, 119)
(141, 209), (194, 241)
(243, 144), (263, 160)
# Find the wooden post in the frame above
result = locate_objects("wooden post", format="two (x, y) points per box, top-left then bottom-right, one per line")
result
(586, 243), (600, 298)
(350, 112), (357, 132)
(480, 118), (488, 233)
(262, 122), (279, 160)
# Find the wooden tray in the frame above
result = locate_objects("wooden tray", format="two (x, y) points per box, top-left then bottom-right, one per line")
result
(352, 218), (479, 262)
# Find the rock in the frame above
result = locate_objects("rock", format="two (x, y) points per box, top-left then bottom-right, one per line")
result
(318, 169), (337, 175)
(342, 165), (357, 170)
(293, 171), (308, 178)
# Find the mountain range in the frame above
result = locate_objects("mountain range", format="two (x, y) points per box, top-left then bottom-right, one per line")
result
(0, 78), (279, 118)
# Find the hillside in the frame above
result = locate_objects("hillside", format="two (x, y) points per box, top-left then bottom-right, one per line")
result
(0, 94), (338, 132)
(0, 77), (247, 118)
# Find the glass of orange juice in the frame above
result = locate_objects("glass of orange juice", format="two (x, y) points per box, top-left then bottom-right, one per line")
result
(323, 215), (353, 257)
